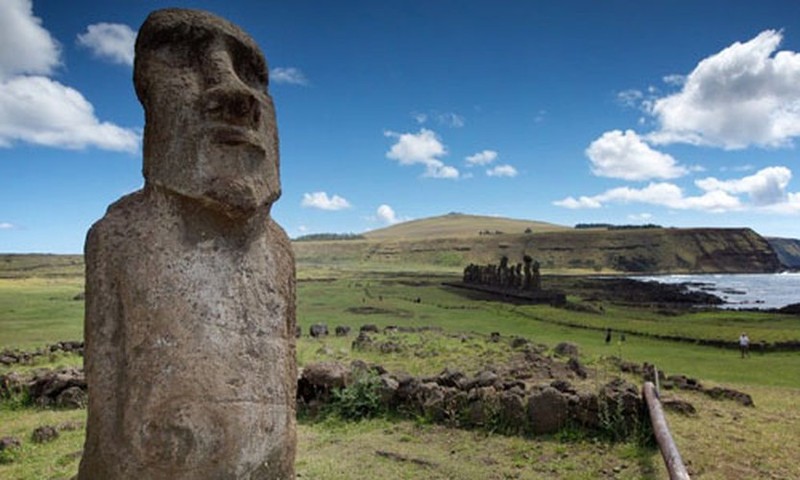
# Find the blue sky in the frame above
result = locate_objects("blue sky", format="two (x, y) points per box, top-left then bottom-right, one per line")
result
(3, 0), (800, 253)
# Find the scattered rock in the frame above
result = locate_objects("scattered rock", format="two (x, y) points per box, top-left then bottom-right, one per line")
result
(335, 325), (351, 336)
(310, 324), (329, 338)
(0, 436), (21, 452)
(32, 425), (59, 444)
(554, 342), (579, 358)
(528, 387), (569, 434)
(662, 398), (697, 415)
(705, 386), (754, 407)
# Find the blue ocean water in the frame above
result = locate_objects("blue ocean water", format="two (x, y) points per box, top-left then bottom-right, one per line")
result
(634, 273), (800, 310)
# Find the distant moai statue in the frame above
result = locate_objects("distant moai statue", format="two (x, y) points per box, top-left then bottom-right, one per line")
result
(514, 263), (523, 288)
(79, 9), (296, 480)
(532, 260), (542, 290)
(499, 256), (509, 287)
(523, 255), (533, 290)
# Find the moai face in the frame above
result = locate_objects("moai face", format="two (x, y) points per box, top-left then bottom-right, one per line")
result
(134, 9), (280, 218)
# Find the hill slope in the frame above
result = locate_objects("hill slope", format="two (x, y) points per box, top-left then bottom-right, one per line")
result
(295, 220), (783, 273)
(766, 237), (800, 269)
(364, 213), (569, 240)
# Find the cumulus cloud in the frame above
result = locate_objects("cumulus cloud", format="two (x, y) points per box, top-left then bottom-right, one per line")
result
(695, 166), (791, 206)
(301, 191), (352, 210)
(486, 164), (518, 177)
(376, 204), (400, 224)
(0, 1), (139, 151)
(0, 222), (16, 230)
(77, 23), (135, 66)
(648, 29), (800, 149)
(554, 182), (742, 213)
(0, 0), (60, 80)
(0, 76), (140, 151)
(465, 149), (497, 166)
(385, 128), (459, 179)
(270, 67), (309, 85)
(586, 129), (689, 181)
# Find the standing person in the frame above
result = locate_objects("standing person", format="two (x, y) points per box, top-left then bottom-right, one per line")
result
(605, 328), (612, 345)
(739, 332), (750, 358)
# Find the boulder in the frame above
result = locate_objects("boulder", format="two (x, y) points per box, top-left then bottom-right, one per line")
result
(554, 342), (579, 358)
(310, 324), (329, 338)
(528, 387), (569, 434)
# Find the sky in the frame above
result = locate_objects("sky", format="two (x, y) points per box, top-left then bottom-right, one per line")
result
(4, 0), (800, 253)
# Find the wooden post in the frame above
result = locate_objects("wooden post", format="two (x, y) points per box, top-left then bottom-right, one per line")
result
(643, 381), (691, 480)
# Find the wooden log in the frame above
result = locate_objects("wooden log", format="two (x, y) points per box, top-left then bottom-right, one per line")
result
(643, 381), (691, 480)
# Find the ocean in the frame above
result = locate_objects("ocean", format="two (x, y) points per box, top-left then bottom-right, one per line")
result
(633, 273), (800, 310)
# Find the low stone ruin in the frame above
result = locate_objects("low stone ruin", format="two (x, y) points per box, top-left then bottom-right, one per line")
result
(1, 367), (86, 409)
(0, 340), (83, 366)
(297, 358), (645, 438)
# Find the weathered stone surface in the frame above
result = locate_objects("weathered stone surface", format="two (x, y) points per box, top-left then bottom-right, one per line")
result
(79, 8), (295, 480)
(0, 436), (21, 452)
(528, 387), (569, 434)
(334, 325), (351, 336)
(309, 324), (329, 338)
(29, 368), (86, 408)
(554, 342), (579, 358)
(297, 362), (352, 404)
(32, 425), (59, 444)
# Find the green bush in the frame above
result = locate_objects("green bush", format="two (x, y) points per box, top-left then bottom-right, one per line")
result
(330, 371), (385, 420)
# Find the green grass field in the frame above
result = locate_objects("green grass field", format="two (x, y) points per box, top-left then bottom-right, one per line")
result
(2, 257), (800, 479)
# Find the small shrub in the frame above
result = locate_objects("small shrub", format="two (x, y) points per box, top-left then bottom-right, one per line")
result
(330, 371), (384, 420)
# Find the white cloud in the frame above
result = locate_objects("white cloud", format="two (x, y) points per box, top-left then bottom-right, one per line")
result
(486, 164), (518, 177)
(0, 0), (60, 80)
(301, 191), (352, 211)
(430, 165), (460, 179)
(0, 222), (16, 230)
(0, 76), (140, 151)
(649, 29), (800, 149)
(437, 112), (464, 128)
(270, 67), (309, 86)
(586, 129), (688, 181)
(628, 213), (653, 222)
(385, 128), (460, 179)
(662, 74), (686, 87)
(554, 182), (742, 213)
(0, 2), (139, 152)
(297, 225), (308, 233)
(617, 89), (643, 108)
(376, 204), (399, 224)
(553, 196), (602, 209)
(77, 23), (135, 66)
(695, 166), (791, 206)
(412, 112), (428, 124)
(465, 149), (497, 166)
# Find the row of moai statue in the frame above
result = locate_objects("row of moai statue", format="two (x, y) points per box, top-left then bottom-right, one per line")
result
(463, 255), (542, 291)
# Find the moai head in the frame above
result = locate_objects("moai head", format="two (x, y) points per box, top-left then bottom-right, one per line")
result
(134, 9), (280, 218)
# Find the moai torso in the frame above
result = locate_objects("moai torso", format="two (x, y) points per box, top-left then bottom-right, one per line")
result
(79, 9), (296, 480)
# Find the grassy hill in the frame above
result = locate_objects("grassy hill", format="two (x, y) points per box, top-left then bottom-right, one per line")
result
(364, 213), (569, 240)
(295, 214), (783, 273)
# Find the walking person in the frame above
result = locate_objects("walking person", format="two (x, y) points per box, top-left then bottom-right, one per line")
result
(739, 332), (750, 358)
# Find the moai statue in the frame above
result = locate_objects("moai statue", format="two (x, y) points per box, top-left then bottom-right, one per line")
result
(523, 255), (533, 290)
(532, 261), (542, 291)
(79, 9), (296, 480)
(515, 263), (523, 288)
(499, 256), (509, 287)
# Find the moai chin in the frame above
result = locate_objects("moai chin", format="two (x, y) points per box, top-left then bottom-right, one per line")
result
(78, 9), (296, 480)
